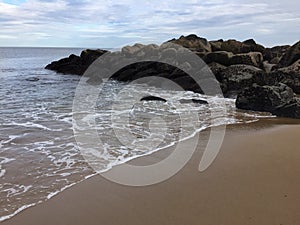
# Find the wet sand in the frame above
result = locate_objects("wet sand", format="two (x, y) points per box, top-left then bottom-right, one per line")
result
(2, 119), (300, 225)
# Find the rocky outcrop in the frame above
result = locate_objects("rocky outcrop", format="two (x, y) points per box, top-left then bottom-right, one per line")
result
(45, 49), (107, 75)
(278, 41), (300, 67)
(45, 34), (300, 119)
(236, 83), (300, 118)
(109, 61), (201, 92)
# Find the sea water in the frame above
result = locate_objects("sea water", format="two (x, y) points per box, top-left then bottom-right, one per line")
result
(0, 47), (273, 222)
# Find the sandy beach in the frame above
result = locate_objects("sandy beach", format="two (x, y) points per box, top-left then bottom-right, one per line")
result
(2, 118), (300, 225)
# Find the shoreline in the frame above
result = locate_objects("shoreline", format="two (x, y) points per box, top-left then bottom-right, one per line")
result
(2, 118), (300, 225)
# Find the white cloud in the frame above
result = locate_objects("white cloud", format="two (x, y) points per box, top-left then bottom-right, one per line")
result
(0, 0), (299, 47)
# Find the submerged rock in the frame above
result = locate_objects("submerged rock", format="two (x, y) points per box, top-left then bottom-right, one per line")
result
(25, 77), (40, 82)
(179, 99), (208, 104)
(140, 96), (167, 102)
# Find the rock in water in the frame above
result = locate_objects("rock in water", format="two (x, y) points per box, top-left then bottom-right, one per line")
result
(25, 77), (39, 82)
(179, 99), (208, 104)
(236, 83), (300, 118)
(45, 49), (107, 75)
(140, 96), (167, 102)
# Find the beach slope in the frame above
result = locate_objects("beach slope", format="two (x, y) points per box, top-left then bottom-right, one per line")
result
(3, 122), (300, 225)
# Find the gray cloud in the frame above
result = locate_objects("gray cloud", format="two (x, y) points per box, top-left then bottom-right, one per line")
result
(0, 0), (299, 47)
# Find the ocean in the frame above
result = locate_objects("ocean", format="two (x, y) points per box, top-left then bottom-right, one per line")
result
(0, 47), (273, 222)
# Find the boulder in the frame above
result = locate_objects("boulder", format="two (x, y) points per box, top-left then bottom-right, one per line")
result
(219, 39), (243, 54)
(278, 40), (300, 67)
(168, 34), (212, 53)
(205, 51), (264, 68)
(122, 43), (144, 55)
(241, 39), (265, 53)
(45, 49), (107, 75)
(236, 83), (300, 118)
(109, 60), (204, 94)
(209, 39), (223, 51)
(80, 49), (107, 65)
(208, 62), (227, 82)
(25, 77), (39, 82)
(218, 65), (266, 96)
(136, 44), (159, 58)
(219, 39), (265, 54)
(179, 99), (208, 104)
(264, 45), (290, 63)
(270, 59), (300, 94)
(205, 51), (234, 66)
(263, 61), (276, 73)
(45, 54), (83, 75)
(229, 52), (264, 68)
(172, 74), (203, 94)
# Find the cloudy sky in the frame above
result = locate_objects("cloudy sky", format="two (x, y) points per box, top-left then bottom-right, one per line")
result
(0, 0), (299, 48)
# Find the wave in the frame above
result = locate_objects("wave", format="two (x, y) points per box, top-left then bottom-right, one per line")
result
(0, 78), (274, 223)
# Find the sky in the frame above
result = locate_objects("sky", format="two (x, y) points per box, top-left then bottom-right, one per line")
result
(0, 0), (299, 48)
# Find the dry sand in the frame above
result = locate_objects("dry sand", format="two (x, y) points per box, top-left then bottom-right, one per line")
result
(2, 119), (300, 225)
